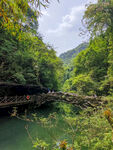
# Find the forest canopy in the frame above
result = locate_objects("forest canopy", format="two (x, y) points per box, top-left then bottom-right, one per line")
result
(0, 0), (63, 91)
(1, 0), (113, 96)
(62, 0), (113, 97)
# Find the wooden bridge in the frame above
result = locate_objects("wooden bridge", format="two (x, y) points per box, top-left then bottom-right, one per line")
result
(0, 92), (107, 109)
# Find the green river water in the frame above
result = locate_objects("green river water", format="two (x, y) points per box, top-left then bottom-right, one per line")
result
(0, 103), (69, 150)
(0, 116), (32, 150)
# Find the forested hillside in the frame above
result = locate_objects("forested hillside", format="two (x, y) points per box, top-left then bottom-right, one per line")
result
(0, 0), (63, 91)
(59, 42), (88, 64)
(63, 0), (113, 97)
(1, 0), (113, 96)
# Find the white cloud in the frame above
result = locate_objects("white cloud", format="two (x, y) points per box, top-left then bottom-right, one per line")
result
(38, 0), (97, 55)
(46, 5), (85, 35)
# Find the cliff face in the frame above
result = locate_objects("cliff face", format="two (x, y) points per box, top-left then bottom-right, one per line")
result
(0, 82), (48, 96)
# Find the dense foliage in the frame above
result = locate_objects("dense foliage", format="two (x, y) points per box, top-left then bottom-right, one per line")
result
(15, 101), (113, 150)
(0, 0), (63, 90)
(63, 0), (113, 97)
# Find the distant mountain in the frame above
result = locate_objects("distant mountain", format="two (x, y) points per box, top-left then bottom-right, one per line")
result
(59, 42), (88, 64)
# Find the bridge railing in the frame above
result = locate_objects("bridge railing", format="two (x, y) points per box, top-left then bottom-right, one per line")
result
(0, 95), (36, 108)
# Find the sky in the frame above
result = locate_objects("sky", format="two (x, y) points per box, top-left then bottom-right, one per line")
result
(38, 0), (96, 55)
